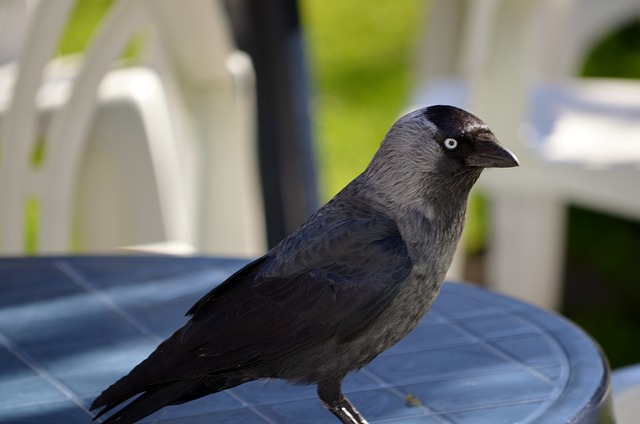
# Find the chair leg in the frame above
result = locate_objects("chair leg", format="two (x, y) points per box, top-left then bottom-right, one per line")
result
(487, 194), (567, 310)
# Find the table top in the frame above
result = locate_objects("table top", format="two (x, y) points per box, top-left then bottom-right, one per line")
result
(0, 256), (613, 423)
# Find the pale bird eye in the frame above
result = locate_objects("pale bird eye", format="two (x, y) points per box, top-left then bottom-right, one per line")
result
(444, 138), (458, 150)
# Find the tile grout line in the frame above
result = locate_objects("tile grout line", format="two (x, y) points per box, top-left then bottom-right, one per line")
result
(356, 369), (452, 423)
(0, 329), (95, 419)
(438, 397), (553, 417)
(222, 390), (280, 424)
(434, 302), (566, 389)
(355, 310), (563, 423)
(55, 260), (163, 344)
(56, 259), (281, 424)
(445, 315), (567, 400)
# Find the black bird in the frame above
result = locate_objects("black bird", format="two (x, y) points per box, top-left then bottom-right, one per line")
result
(91, 105), (518, 424)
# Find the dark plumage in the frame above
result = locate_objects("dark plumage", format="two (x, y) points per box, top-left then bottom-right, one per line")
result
(91, 105), (518, 424)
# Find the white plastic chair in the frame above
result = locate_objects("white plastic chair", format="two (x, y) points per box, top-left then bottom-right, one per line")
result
(0, 0), (266, 256)
(413, 0), (640, 309)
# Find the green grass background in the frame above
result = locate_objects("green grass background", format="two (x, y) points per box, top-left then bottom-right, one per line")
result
(301, 0), (423, 199)
(57, 1), (640, 368)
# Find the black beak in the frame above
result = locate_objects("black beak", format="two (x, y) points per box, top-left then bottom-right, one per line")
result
(464, 139), (519, 168)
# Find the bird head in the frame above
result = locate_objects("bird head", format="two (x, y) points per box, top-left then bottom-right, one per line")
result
(364, 105), (518, 208)
(420, 105), (519, 169)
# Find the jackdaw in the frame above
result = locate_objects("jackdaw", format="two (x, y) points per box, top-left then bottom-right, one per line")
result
(91, 105), (518, 424)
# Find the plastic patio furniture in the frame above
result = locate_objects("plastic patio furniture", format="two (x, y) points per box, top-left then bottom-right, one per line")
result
(0, 0), (266, 256)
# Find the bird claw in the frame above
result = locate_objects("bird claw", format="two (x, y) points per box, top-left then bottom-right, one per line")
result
(322, 399), (369, 424)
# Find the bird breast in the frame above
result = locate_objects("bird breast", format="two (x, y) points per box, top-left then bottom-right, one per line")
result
(273, 268), (445, 386)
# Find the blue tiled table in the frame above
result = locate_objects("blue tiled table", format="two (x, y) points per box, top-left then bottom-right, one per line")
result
(0, 256), (614, 423)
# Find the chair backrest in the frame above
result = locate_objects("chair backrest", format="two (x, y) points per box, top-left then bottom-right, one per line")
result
(0, 0), (266, 256)
(417, 0), (640, 164)
(535, 0), (640, 78)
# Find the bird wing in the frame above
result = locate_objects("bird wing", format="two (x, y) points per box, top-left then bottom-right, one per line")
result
(91, 202), (413, 419)
(180, 201), (412, 367)
(107, 200), (412, 389)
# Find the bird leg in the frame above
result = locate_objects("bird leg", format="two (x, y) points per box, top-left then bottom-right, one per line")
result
(318, 380), (369, 424)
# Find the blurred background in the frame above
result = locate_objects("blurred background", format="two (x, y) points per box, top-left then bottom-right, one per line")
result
(0, 0), (638, 374)
(303, 0), (640, 371)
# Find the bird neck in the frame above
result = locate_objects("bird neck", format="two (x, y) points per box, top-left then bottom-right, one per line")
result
(360, 168), (480, 267)
(400, 195), (468, 267)
(363, 165), (480, 219)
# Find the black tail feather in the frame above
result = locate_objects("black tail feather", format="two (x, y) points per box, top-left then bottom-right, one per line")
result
(92, 379), (201, 424)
